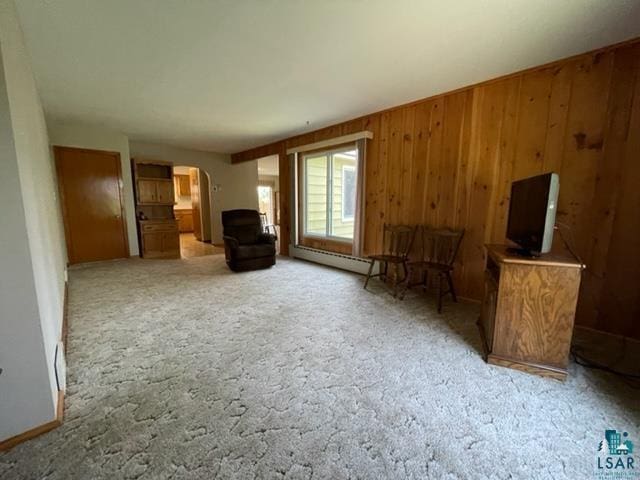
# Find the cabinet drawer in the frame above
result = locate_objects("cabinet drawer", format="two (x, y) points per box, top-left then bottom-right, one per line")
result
(141, 222), (178, 232)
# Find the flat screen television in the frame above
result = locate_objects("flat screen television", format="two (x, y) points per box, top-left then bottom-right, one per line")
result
(506, 172), (559, 256)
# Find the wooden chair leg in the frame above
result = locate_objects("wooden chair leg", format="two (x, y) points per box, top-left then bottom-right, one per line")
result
(363, 259), (376, 290)
(447, 271), (457, 302)
(398, 265), (412, 300)
(422, 270), (428, 292)
(392, 262), (400, 297)
(437, 273), (444, 313)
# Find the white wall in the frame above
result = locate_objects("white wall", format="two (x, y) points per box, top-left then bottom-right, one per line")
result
(129, 141), (258, 244)
(47, 122), (139, 256)
(0, 0), (63, 440)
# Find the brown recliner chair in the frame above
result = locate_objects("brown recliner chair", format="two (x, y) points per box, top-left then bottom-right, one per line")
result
(222, 209), (276, 272)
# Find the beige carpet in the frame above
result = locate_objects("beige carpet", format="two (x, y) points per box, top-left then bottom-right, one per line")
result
(0, 255), (637, 479)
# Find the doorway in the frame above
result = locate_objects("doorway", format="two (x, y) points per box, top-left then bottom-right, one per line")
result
(55, 146), (129, 264)
(173, 165), (222, 258)
(258, 185), (274, 225)
(257, 154), (280, 253)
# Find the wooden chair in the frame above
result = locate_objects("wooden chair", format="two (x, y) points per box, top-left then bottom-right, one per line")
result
(400, 227), (464, 312)
(259, 212), (278, 239)
(363, 224), (416, 297)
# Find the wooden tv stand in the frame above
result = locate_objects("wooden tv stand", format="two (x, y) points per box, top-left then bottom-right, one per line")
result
(478, 245), (584, 380)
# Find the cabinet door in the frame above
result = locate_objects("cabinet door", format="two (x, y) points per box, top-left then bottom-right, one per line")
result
(480, 272), (498, 351)
(181, 212), (193, 232)
(142, 231), (163, 257)
(179, 175), (191, 196)
(138, 179), (157, 203)
(176, 212), (193, 233)
(162, 231), (180, 253)
(156, 181), (175, 204)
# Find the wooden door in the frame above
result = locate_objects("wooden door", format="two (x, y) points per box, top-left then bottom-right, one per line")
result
(156, 180), (174, 204)
(55, 146), (129, 264)
(137, 179), (157, 203)
(190, 168), (202, 241)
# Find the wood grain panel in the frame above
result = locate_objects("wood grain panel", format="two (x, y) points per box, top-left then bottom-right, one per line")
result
(595, 52), (640, 337)
(425, 99), (444, 227)
(493, 263), (581, 367)
(231, 38), (640, 339)
(408, 102), (429, 227)
(277, 145), (290, 256)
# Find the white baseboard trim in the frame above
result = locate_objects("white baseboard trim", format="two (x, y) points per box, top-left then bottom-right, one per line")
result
(290, 245), (377, 275)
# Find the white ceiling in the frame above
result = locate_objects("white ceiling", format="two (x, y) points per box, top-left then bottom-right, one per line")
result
(15, 0), (640, 153)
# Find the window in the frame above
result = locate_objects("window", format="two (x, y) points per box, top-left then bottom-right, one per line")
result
(302, 146), (357, 241)
(341, 165), (356, 222)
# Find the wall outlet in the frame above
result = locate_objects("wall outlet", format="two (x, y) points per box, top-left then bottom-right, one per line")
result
(64, 268), (68, 283)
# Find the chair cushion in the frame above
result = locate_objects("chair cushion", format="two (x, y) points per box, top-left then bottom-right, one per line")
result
(234, 243), (276, 260)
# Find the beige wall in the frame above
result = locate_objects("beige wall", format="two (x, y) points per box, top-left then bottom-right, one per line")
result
(47, 121), (139, 256)
(0, 0), (64, 441)
(129, 141), (258, 244)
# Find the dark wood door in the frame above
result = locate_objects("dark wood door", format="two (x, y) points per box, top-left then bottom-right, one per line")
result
(55, 146), (129, 264)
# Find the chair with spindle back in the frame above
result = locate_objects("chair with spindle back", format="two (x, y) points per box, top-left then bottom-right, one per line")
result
(400, 226), (464, 312)
(363, 224), (416, 297)
(259, 212), (278, 239)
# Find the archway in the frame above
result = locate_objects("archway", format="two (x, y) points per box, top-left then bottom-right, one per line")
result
(173, 165), (222, 258)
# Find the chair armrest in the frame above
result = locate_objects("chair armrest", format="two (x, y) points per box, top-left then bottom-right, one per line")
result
(257, 233), (276, 245)
(223, 236), (239, 260)
(223, 236), (239, 248)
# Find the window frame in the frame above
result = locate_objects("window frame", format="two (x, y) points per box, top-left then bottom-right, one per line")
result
(298, 143), (357, 246)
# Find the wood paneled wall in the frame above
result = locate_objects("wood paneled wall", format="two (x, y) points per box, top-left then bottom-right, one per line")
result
(232, 39), (640, 339)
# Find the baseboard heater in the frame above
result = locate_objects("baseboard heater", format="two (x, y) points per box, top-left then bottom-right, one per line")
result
(290, 244), (377, 275)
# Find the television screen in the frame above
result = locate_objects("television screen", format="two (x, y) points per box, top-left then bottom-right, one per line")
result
(506, 173), (559, 255)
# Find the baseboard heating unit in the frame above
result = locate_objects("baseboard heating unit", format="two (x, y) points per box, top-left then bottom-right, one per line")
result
(290, 245), (378, 275)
